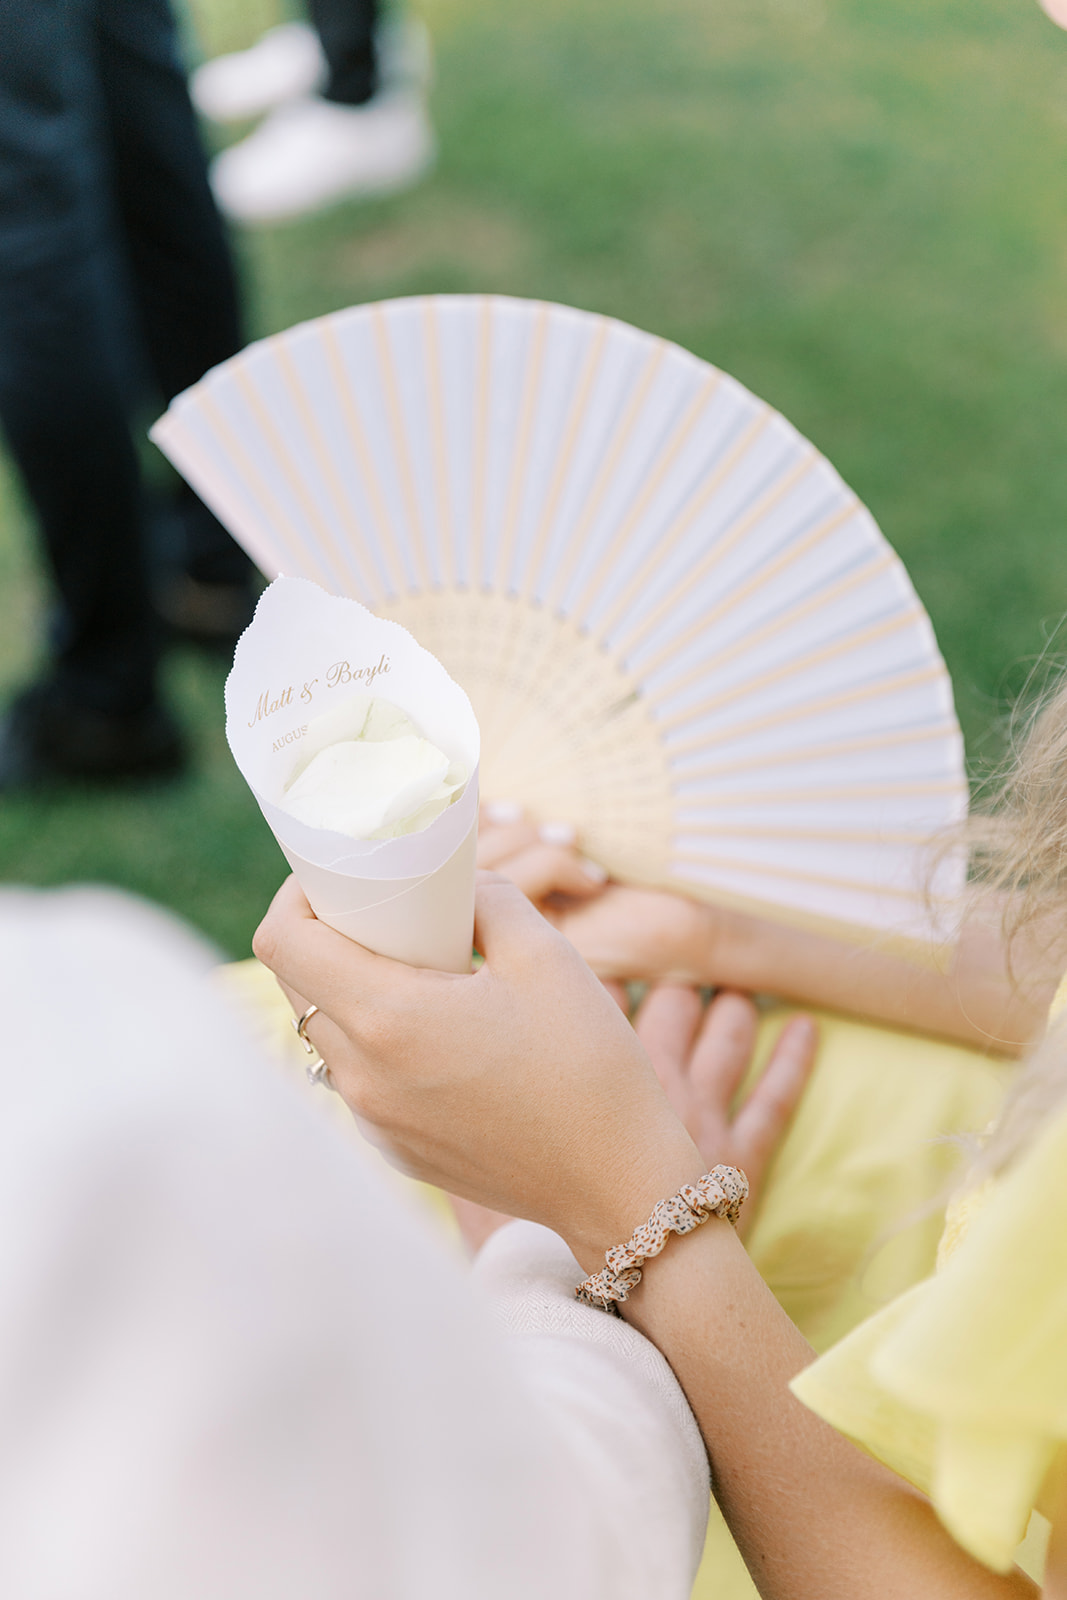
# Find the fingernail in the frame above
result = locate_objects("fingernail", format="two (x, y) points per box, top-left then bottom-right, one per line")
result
(580, 857), (608, 883)
(485, 799), (524, 824)
(538, 820), (576, 846)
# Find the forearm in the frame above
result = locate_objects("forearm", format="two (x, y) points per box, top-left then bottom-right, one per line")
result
(586, 1218), (1037, 1600)
(687, 904), (1059, 1054)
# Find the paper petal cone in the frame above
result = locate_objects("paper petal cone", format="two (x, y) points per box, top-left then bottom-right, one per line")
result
(227, 577), (480, 972)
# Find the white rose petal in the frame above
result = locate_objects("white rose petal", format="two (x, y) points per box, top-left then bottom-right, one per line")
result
(279, 693), (467, 840)
(361, 699), (420, 743)
(286, 691), (371, 785)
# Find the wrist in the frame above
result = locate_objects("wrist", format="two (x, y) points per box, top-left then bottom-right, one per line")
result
(561, 1136), (709, 1276)
(697, 903), (802, 996)
(618, 1208), (744, 1330)
(672, 898), (756, 990)
(575, 1167), (747, 1312)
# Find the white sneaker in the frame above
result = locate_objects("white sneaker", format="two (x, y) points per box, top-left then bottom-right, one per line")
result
(210, 88), (435, 222)
(192, 22), (324, 124)
(191, 17), (433, 125)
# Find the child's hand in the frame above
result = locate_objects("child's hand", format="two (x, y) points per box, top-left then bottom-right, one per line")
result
(477, 802), (609, 908)
(631, 985), (817, 1234)
(477, 803), (722, 991)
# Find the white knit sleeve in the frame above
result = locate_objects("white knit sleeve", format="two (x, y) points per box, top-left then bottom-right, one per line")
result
(472, 1220), (710, 1600)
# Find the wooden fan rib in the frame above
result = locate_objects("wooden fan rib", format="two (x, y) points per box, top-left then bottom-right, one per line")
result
(493, 302), (550, 595)
(544, 339), (667, 614)
(470, 296), (493, 592)
(644, 509), (881, 710)
(477, 305), (556, 752)
(657, 605), (927, 736)
(613, 448), (820, 667)
(519, 317), (610, 602)
(483, 642), (640, 757)
(422, 299), (455, 590)
(671, 848), (942, 904)
(589, 407), (772, 649)
(489, 636), (952, 804)
(499, 400), (771, 739)
(372, 305), (433, 592)
(674, 719), (960, 782)
(482, 671), (666, 800)
(472, 315), (610, 755)
(656, 874), (958, 956)
(270, 341), (386, 607)
(674, 821), (940, 844)
(482, 338), (675, 762)
(318, 320), (407, 598)
(567, 369), (722, 627)
(460, 302), (515, 752)
(192, 387), (335, 587)
(153, 408), (287, 578)
(663, 662), (948, 760)
(229, 365), (362, 590)
(678, 776), (964, 806)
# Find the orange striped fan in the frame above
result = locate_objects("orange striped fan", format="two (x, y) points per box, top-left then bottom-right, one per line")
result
(152, 295), (966, 949)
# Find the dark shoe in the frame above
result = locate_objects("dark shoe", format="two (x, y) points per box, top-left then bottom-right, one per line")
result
(0, 682), (186, 791)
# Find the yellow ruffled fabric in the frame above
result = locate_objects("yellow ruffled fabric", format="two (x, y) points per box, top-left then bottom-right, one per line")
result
(736, 1005), (1012, 1354)
(791, 994), (1067, 1578)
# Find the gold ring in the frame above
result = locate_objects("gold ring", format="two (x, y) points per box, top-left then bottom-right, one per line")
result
(292, 1006), (333, 1089)
(291, 1004), (320, 1054)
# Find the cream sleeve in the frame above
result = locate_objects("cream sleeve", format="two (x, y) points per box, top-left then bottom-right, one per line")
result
(473, 1220), (710, 1600)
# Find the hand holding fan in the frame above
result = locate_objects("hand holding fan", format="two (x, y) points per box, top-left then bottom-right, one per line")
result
(152, 295), (966, 951)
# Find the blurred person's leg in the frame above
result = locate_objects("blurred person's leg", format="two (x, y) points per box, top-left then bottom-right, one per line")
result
(0, 0), (184, 782)
(96, 0), (256, 640)
(310, 0), (379, 105)
(0, 0), (251, 784)
(207, 1), (434, 225)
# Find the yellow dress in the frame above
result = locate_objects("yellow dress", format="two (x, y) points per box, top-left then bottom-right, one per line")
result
(791, 1063), (1067, 1582)
(218, 958), (1018, 1599)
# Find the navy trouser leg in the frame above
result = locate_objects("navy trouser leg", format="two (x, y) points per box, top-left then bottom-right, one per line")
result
(308, 0), (379, 105)
(0, 0), (159, 712)
(0, 0), (246, 714)
(95, 0), (249, 586)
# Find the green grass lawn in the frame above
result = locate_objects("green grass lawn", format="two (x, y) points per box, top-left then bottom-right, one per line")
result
(1, 0), (1065, 956)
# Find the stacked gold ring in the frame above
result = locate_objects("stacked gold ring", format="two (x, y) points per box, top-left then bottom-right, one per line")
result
(291, 1005), (333, 1089)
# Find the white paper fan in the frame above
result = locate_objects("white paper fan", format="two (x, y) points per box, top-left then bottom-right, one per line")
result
(152, 295), (967, 950)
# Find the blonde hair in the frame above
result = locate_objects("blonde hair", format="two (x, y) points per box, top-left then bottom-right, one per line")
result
(968, 671), (1067, 947)
(965, 670), (1067, 1175)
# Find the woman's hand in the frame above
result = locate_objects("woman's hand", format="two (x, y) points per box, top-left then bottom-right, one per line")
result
(631, 985), (817, 1233)
(445, 984), (817, 1253)
(254, 872), (818, 1264)
(254, 872), (705, 1271)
